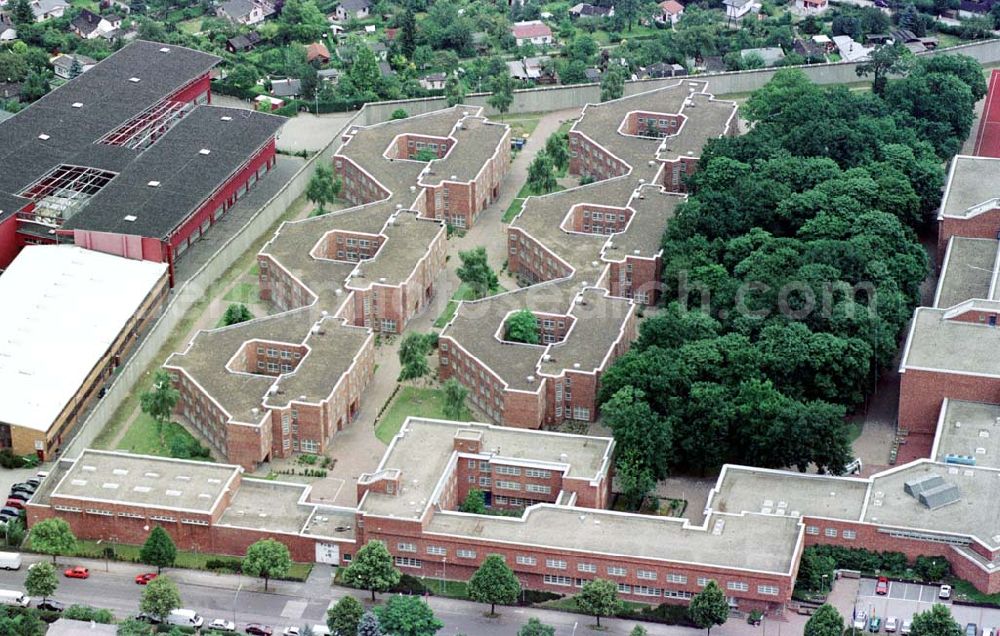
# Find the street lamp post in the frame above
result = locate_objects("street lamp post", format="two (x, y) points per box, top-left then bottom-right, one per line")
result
(233, 579), (243, 627)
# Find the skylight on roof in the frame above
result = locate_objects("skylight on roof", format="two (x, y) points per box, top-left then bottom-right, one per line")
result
(133, 486), (151, 493)
(199, 148), (211, 155)
(71, 103), (83, 109)
(147, 181), (160, 188)
(144, 472), (160, 478)
(70, 479), (87, 486)
(159, 47), (170, 53)
(123, 215), (137, 222)
(101, 483), (119, 489)
(165, 489), (182, 497)
(128, 77), (141, 83)
(220, 116), (233, 121)
(37, 134), (50, 141)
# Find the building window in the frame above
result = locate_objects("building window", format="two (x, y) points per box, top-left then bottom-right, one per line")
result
(525, 484), (551, 495)
(577, 563), (596, 573)
(543, 574), (571, 586)
(637, 570), (657, 581)
(635, 586), (662, 597)
(757, 585), (779, 596)
(806, 526), (819, 535)
(546, 559), (567, 570)
(457, 550), (476, 559)
(525, 468), (551, 479)
(495, 465), (521, 476)
(426, 546), (446, 556)
(697, 577), (710, 587)
(607, 566), (627, 577)
(516, 555), (537, 566)
(843, 529), (857, 540)
(395, 557), (422, 568)
(572, 407), (590, 421)
(617, 583), (632, 594)
(397, 542), (416, 553)
(496, 480), (520, 491)
(727, 581), (749, 592)
(824, 528), (838, 538)
(666, 573), (687, 584)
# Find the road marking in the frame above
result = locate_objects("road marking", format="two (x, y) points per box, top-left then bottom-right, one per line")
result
(281, 600), (307, 619)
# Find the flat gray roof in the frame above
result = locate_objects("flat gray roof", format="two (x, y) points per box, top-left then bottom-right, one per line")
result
(935, 237), (998, 308)
(360, 417), (614, 519)
(935, 400), (1000, 469)
(52, 450), (239, 513)
(940, 156), (1000, 219)
(710, 466), (869, 522)
(218, 478), (311, 534)
(425, 507), (800, 574)
(901, 305), (1000, 376)
(421, 117), (508, 185)
(865, 461), (1000, 549)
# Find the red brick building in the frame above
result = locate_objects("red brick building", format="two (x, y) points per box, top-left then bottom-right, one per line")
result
(935, 156), (1000, 262)
(0, 40), (285, 284)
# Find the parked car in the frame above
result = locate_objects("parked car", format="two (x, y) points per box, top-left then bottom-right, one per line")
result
(0, 552), (22, 570)
(6, 492), (30, 503)
(967, 625), (978, 636)
(876, 576), (889, 595)
(4, 500), (25, 510)
(855, 612), (869, 631)
(37, 599), (64, 612)
(208, 618), (236, 632)
(0, 507), (20, 520)
(886, 617), (899, 633)
(940, 584), (953, 599)
(135, 573), (157, 585)
(63, 566), (89, 579)
(245, 625), (274, 636)
(282, 628), (300, 636)
(901, 620), (913, 635)
(135, 613), (162, 624)
(869, 616), (882, 633)
(24, 478), (40, 488)
(10, 483), (36, 495)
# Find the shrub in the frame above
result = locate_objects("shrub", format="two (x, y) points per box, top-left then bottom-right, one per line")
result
(390, 573), (431, 595)
(297, 454), (319, 465)
(915, 556), (951, 582)
(519, 589), (562, 605)
(63, 604), (114, 623)
(0, 449), (21, 469)
(205, 557), (242, 573)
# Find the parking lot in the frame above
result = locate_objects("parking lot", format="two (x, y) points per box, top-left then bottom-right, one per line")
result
(853, 579), (1000, 633)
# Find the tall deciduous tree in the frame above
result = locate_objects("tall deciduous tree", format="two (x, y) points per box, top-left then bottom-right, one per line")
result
(505, 309), (539, 344)
(327, 595), (365, 636)
(804, 604), (845, 636)
(456, 246), (498, 298)
(242, 538), (292, 591)
(519, 618), (556, 636)
(343, 540), (401, 601)
(445, 76), (465, 107)
(375, 595), (443, 636)
(349, 46), (382, 96)
(30, 518), (76, 564)
(306, 163), (341, 214)
(689, 580), (729, 634)
(855, 43), (910, 95)
(459, 489), (487, 514)
(576, 579), (622, 627)
(602, 386), (672, 481)
(140, 370), (180, 443)
(468, 554), (521, 616)
(9, 0), (34, 25)
(600, 64), (626, 102)
(910, 604), (962, 636)
(356, 611), (382, 636)
(139, 576), (181, 622)
(487, 71), (513, 121)
(545, 133), (569, 172)
(526, 152), (557, 194)
(398, 8), (417, 58)
(222, 303), (254, 326)
(139, 526), (177, 574)
(398, 332), (431, 381)
(443, 378), (469, 420)
(24, 561), (57, 601)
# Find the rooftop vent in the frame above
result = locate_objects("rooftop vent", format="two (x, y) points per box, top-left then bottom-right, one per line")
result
(123, 215), (137, 222)
(221, 116), (233, 122)
(82, 465), (96, 472)
(159, 47), (170, 53)
(144, 472), (160, 478)
(175, 475), (191, 481)
(199, 148), (211, 156)
(133, 486), (151, 493)
(573, 362), (581, 369)
(165, 489), (182, 497)
(101, 483), (119, 490)
(527, 375), (535, 383)
(72, 102), (83, 109)
(71, 479), (87, 486)
(128, 77), (141, 83)
(198, 493), (212, 499)
(147, 181), (160, 188)
(112, 469), (129, 476)
(37, 134), (50, 141)
(207, 478), (222, 484)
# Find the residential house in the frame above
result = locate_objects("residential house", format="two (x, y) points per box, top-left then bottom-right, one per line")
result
(30, 0), (69, 22)
(305, 42), (331, 64)
(317, 68), (340, 84)
(50, 53), (97, 80)
(0, 14), (16, 41)
(643, 62), (686, 79)
(216, 0), (274, 26)
(419, 72), (447, 91)
(794, 0), (828, 13)
(507, 56), (556, 84)
(70, 9), (120, 39)
(584, 67), (601, 82)
(472, 31), (490, 54)
(331, 0), (370, 22)
(723, 0), (758, 21)
(0, 81), (21, 101)
(831, 35), (872, 62)
(270, 77), (301, 98)
(225, 31), (262, 53)
(792, 38), (826, 61)
(569, 2), (612, 18)
(657, 0), (684, 25)
(511, 20), (553, 46)
(741, 46), (785, 66)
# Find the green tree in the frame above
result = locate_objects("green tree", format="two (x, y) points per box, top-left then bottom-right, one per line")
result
(139, 526), (177, 574)
(24, 561), (57, 602)
(445, 76), (466, 107)
(468, 554), (521, 616)
(139, 575), (181, 622)
(459, 488), (487, 514)
(306, 162), (341, 214)
(487, 71), (514, 121)
(804, 604), (844, 636)
(398, 7), (417, 58)
(600, 64), (626, 102)
(398, 332), (431, 381)
(391, 108), (409, 120)
(519, 618), (556, 636)
(577, 579), (622, 627)
(117, 617), (155, 635)
(629, 627), (648, 636)
(910, 603), (962, 636)
(222, 303), (254, 326)
(357, 611), (382, 636)
(278, 0), (327, 42)
(327, 595), (365, 636)
(374, 595), (442, 636)
(9, 0), (35, 26)
(505, 309), (539, 344)
(29, 518), (76, 564)
(456, 246), (498, 298)
(615, 447), (655, 510)
(689, 580), (729, 634)
(443, 378), (469, 420)
(140, 370), (180, 443)
(349, 46), (382, 95)
(68, 57), (83, 79)
(0, 611), (44, 636)
(544, 133), (568, 172)
(20, 70), (50, 102)
(344, 540), (401, 601)
(855, 42), (910, 95)
(242, 538), (292, 591)
(526, 152), (557, 194)
(228, 64), (261, 91)
(796, 548), (836, 592)
(602, 386), (672, 481)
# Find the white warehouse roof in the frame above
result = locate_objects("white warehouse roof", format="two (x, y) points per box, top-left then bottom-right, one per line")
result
(0, 245), (167, 433)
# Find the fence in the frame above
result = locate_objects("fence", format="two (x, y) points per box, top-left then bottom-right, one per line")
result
(61, 36), (1000, 458)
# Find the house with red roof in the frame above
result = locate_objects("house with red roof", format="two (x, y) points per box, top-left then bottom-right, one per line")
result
(511, 20), (554, 46)
(657, 0), (684, 25)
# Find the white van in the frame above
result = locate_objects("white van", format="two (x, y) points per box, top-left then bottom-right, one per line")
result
(0, 552), (22, 570)
(311, 626), (332, 636)
(166, 608), (204, 628)
(0, 590), (30, 607)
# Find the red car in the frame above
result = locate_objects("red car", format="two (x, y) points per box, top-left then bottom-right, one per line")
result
(245, 625), (273, 636)
(876, 576), (889, 595)
(4, 499), (25, 510)
(63, 566), (89, 579)
(135, 573), (157, 585)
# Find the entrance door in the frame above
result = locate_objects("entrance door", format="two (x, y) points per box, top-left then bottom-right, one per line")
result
(315, 543), (340, 565)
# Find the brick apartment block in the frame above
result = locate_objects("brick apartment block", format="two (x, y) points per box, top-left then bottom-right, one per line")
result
(935, 156), (1000, 262)
(164, 106), (510, 468)
(438, 81), (737, 429)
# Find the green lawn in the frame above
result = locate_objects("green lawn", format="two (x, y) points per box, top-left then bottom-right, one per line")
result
(224, 282), (258, 304)
(433, 283), (478, 328)
(953, 579), (1000, 606)
(507, 117), (541, 140)
(503, 198), (526, 223)
(375, 386), (472, 443)
(177, 18), (202, 34)
(116, 413), (204, 458)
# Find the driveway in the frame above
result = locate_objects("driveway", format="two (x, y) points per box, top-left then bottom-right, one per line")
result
(211, 94), (357, 153)
(849, 578), (1000, 632)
